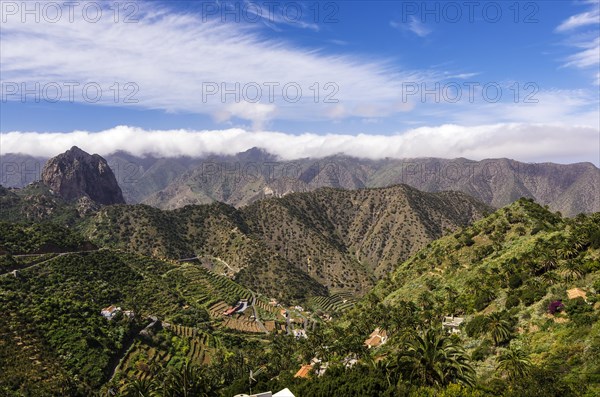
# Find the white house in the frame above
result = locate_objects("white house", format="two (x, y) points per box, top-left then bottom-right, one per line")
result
(100, 305), (121, 320)
(442, 316), (465, 334)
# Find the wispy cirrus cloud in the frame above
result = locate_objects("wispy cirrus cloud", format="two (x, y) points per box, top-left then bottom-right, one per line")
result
(240, 0), (321, 32)
(0, 2), (426, 129)
(564, 36), (600, 69)
(556, 1), (600, 84)
(390, 17), (432, 37)
(556, 1), (599, 32)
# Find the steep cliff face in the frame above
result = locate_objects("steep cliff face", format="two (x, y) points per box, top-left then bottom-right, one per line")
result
(41, 146), (125, 205)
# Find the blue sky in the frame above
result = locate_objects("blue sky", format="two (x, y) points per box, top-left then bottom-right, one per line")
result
(0, 0), (599, 163)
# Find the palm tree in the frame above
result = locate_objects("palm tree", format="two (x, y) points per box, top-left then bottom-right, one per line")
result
(537, 270), (559, 286)
(396, 327), (475, 387)
(535, 251), (557, 275)
(161, 361), (218, 397)
(559, 259), (584, 283)
(496, 346), (532, 381)
(557, 244), (579, 260)
(486, 313), (512, 346)
(123, 378), (156, 397)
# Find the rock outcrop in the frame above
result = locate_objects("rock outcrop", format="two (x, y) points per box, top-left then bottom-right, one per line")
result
(42, 146), (125, 205)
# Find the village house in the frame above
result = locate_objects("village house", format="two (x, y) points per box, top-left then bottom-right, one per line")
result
(234, 387), (296, 397)
(364, 327), (388, 349)
(294, 357), (329, 379)
(224, 300), (248, 316)
(343, 356), (358, 368)
(100, 305), (121, 320)
(293, 329), (307, 339)
(567, 288), (587, 302)
(442, 315), (465, 334)
(311, 358), (329, 376)
(294, 364), (313, 379)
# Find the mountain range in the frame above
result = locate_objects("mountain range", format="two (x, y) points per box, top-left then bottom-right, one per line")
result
(2, 148), (598, 216)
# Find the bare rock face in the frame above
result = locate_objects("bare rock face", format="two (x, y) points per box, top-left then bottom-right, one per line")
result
(42, 146), (125, 205)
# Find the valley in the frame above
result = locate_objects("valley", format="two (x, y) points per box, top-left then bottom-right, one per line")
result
(1, 148), (599, 397)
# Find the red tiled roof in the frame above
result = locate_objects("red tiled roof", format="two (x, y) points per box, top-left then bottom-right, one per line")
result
(294, 364), (313, 378)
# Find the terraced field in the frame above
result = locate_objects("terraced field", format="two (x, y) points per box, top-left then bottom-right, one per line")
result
(254, 299), (281, 321)
(254, 299), (280, 315)
(119, 342), (171, 382)
(208, 301), (229, 318)
(222, 314), (264, 333)
(166, 264), (251, 308)
(263, 320), (283, 333)
(119, 323), (221, 384)
(169, 324), (220, 364)
(308, 292), (356, 313)
(208, 302), (265, 333)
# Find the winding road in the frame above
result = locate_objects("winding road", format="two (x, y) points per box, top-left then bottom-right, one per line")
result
(1, 249), (99, 277)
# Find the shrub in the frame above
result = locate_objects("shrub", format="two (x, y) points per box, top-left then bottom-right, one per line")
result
(471, 340), (493, 361)
(565, 298), (597, 326)
(465, 315), (488, 338)
(474, 291), (495, 311)
(508, 274), (523, 289)
(547, 300), (564, 315)
(519, 289), (536, 306)
(505, 295), (520, 310)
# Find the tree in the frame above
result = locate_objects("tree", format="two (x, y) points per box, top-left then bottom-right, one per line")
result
(160, 361), (220, 397)
(395, 327), (475, 387)
(123, 378), (157, 397)
(535, 250), (557, 275)
(558, 259), (584, 283)
(485, 313), (512, 346)
(496, 346), (532, 381)
(537, 271), (559, 286)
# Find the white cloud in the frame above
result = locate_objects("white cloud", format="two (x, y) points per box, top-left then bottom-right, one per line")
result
(442, 88), (599, 127)
(564, 37), (600, 69)
(0, 2), (427, 128)
(556, 1), (600, 83)
(556, 4), (599, 31)
(390, 17), (432, 38)
(240, 0), (321, 32)
(1, 123), (598, 165)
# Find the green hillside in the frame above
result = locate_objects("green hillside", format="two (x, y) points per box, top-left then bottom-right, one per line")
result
(326, 199), (600, 396)
(3, 189), (600, 396)
(77, 184), (489, 299)
(0, 243), (280, 396)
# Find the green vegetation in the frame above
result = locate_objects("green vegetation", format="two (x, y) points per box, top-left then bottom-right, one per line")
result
(0, 221), (94, 254)
(1, 195), (599, 396)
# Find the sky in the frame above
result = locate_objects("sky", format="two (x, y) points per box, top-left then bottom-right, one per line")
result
(0, 0), (599, 164)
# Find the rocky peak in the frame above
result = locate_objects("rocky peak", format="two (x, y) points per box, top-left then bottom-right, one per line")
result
(41, 146), (125, 205)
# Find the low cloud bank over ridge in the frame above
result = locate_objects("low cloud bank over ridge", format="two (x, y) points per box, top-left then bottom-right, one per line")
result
(1, 123), (598, 166)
